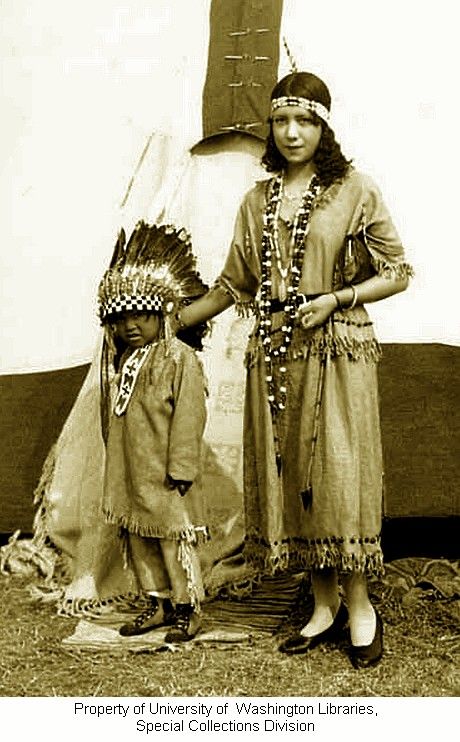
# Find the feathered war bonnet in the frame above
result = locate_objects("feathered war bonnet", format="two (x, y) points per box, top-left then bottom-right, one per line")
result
(98, 220), (209, 326)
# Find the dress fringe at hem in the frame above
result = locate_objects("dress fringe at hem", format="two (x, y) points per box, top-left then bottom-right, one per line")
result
(103, 508), (210, 545)
(242, 539), (385, 579)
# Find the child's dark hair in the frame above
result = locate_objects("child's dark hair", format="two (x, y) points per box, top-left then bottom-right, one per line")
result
(261, 72), (352, 187)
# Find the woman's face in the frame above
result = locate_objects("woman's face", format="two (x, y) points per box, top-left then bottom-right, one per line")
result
(272, 106), (322, 168)
(113, 312), (161, 348)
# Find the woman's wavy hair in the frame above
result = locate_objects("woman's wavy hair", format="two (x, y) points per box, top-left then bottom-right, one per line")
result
(262, 72), (352, 187)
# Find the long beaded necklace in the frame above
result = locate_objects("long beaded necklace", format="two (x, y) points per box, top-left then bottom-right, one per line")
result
(272, 177), (314, 302)
(259, 173), (321, 417)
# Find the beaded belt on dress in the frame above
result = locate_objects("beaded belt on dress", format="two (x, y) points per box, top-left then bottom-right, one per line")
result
(269, 294), (322, 314)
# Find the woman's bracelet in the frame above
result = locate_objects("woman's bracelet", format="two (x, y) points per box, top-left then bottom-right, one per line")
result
(349, 285), (358, 310)
(331, 292), (342, 310)
(331, 286), (358, 311)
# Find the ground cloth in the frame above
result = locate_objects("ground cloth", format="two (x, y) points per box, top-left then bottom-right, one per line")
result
(58, 560), (459, 653)
(61, 573), (306, 652)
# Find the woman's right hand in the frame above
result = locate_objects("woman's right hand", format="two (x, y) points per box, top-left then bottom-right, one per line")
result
(296, 293), (338, 330)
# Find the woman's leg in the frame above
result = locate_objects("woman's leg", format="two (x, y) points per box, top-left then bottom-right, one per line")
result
(301, 567), (341, 636)
(342, 572), (376, 646)
(278, 567), (348, 653)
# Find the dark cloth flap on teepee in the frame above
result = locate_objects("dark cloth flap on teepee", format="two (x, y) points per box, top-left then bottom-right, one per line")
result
(202, 0), (283, 142)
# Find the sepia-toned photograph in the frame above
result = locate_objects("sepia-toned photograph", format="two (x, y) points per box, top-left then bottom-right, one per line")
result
(1, 0), (458, 735)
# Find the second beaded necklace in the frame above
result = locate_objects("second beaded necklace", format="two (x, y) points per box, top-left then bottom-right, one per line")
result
(259, 173), (321, 417)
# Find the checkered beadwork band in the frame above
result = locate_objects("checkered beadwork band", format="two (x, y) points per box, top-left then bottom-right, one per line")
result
(271, 96), (330, 123)
(100, 294), (163, 321)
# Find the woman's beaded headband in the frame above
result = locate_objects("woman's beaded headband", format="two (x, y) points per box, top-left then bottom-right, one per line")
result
(271, 96), (330, 123)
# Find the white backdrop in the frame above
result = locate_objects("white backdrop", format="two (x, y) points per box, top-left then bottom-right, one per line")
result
(1, 0), (459, 373)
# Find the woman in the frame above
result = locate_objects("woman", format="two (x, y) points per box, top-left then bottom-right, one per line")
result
(174, 71), (413, 668)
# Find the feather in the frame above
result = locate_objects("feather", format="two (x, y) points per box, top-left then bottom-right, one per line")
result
(108, 228), (126, 269)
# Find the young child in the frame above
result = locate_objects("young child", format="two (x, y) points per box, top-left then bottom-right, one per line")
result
(97, 221), (210, 641)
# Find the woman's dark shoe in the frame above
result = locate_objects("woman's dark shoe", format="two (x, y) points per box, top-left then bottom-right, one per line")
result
(119, 597), (175, 637)
(278, 602), (348, 655)
(349, 610), (384, 669)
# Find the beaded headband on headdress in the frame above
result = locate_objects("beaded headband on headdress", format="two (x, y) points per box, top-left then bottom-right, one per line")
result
(97, 222), (207, 323)
(271, 96), (330, 123)
(98, 279), (169, 322)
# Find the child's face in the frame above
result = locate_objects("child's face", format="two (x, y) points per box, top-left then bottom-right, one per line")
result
(113, 312), (161, 348)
